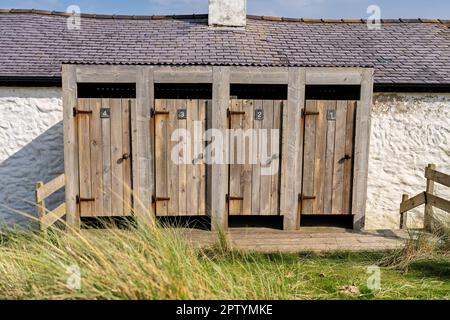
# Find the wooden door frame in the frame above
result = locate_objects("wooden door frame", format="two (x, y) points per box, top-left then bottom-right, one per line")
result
(63, 65), (373, 231)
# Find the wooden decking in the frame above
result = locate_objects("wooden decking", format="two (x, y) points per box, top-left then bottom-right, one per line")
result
(181, 227), (409, 253)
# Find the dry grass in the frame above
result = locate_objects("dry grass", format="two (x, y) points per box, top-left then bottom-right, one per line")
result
(380, 217), (450, 271)
(0, 217), (449, 300)
(0, 219), (306, 300)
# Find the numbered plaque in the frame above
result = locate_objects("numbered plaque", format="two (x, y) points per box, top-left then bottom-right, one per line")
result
(177, 109), (187, 120)
(327, 109), (336, 121)
(255, 109), (264, 121)
(100, 108), (110, 119)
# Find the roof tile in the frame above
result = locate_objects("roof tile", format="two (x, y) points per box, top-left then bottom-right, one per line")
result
(0, 11), (449, 84)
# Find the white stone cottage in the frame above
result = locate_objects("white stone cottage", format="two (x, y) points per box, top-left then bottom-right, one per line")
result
(0, 4), (449, 230)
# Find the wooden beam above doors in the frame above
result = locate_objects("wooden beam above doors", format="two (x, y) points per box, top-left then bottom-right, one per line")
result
(73, 65), (368, 85)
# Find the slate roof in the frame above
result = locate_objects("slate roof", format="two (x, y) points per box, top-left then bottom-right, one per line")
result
(0, 9), (449, 84)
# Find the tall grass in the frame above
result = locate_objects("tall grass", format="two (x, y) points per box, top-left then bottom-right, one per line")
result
(1, 211), (449, 299)
(380, 217), (450, 271)
(0, 219), (306, 300)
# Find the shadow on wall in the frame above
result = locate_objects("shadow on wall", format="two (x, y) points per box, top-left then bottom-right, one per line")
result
(0, 122), (64, 227)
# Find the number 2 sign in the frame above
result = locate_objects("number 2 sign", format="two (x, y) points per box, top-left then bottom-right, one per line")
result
(255, 109), (264, 121)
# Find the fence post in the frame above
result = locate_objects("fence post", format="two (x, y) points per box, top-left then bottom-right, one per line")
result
(424, 164), (436, 232)
(400, 194), (409, 229)
(35, 182), (46, 232)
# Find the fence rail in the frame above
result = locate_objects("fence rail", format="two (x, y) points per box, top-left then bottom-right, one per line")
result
(35, 174), (66, 231)
(400, 164), (450, 231)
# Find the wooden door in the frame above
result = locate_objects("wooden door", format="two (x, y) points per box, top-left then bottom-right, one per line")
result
(154, 99), (208, 216)
(228, 99), (284, 216)
(299, 100), (357, 215)
(301, 100), (356, 215)
(77, 98), (133, 217)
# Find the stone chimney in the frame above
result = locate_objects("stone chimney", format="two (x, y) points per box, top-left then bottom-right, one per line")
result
(208, 0), (246, 27)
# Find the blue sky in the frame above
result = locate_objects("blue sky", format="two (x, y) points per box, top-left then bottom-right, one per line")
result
(2, 0), (449, 19)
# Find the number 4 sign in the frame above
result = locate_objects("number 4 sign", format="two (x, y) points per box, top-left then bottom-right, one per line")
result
(100, 108), (110, 119)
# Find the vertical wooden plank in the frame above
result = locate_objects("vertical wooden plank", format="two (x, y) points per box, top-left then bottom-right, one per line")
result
(251, 99), (262, 215)
(122, 99), (132, 216)
(101, 98), (112, 217)
(110, 99), (123, 216)
(90, 98), (103, 217)
(424, 164), (436, 232)
(400, 194), (409, 229)
(186, 99), (199, 215)
(62, 64), (79, 231)
(148, 97), (156, 216)
(211, 66), (229, 231)
(135, 66), (153, 223)
(282, 67), (305, 230)
(229, 99), (242, 215)
(77, 98), (92, 217)
(154, 99), (168, 216)
(323, 101), (337, 215)
(342, 101), (356, 214)
(260, 100), (274, 215)
(206, 99), (212, 218)
(352, 68), (374, 230)
(313, 100), (328, 214)
(177, 99), (188, 216)
(35, 182), (46, 231)
(269, 100), (282, 215)
(130, 92), (139, 215)
(198, 100), (207, 216)
(166, 99), (179, 216)
(147, 70), (155, 219)
(301, 100), (317, 214)
(331, 100), (347, 214)
(240, 99), (253, 215)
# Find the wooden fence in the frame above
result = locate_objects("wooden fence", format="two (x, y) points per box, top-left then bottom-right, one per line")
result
(400, 164), (450, 231)
(35, 174), (66, 231)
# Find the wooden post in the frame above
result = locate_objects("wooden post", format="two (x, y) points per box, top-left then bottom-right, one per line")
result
(352, 68), (374, 230)
(210, 66), (230, 231)
(35, 182), (46, 231)
(400, 194), (409, 229)
(424, 164), (436, 232)
(281, 67), (305, 230)
(134, 66), (154, 225)
(62, 64), (80, 232)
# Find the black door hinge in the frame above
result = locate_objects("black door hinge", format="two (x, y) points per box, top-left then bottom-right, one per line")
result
(76, 195), (95, 204)
(73, 108), (93, 117)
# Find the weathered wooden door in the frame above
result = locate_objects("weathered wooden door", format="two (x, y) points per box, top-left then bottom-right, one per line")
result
(153, 99), (208, 216)
(77, 98), (133, 217)
(228, 99), (284, 216)
(300, 100), (356, 215)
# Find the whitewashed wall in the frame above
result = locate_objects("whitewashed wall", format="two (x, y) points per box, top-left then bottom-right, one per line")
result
(0, 87), (63, 226)
(0, 87), (448, 229)
(366, 93), (450, 230)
